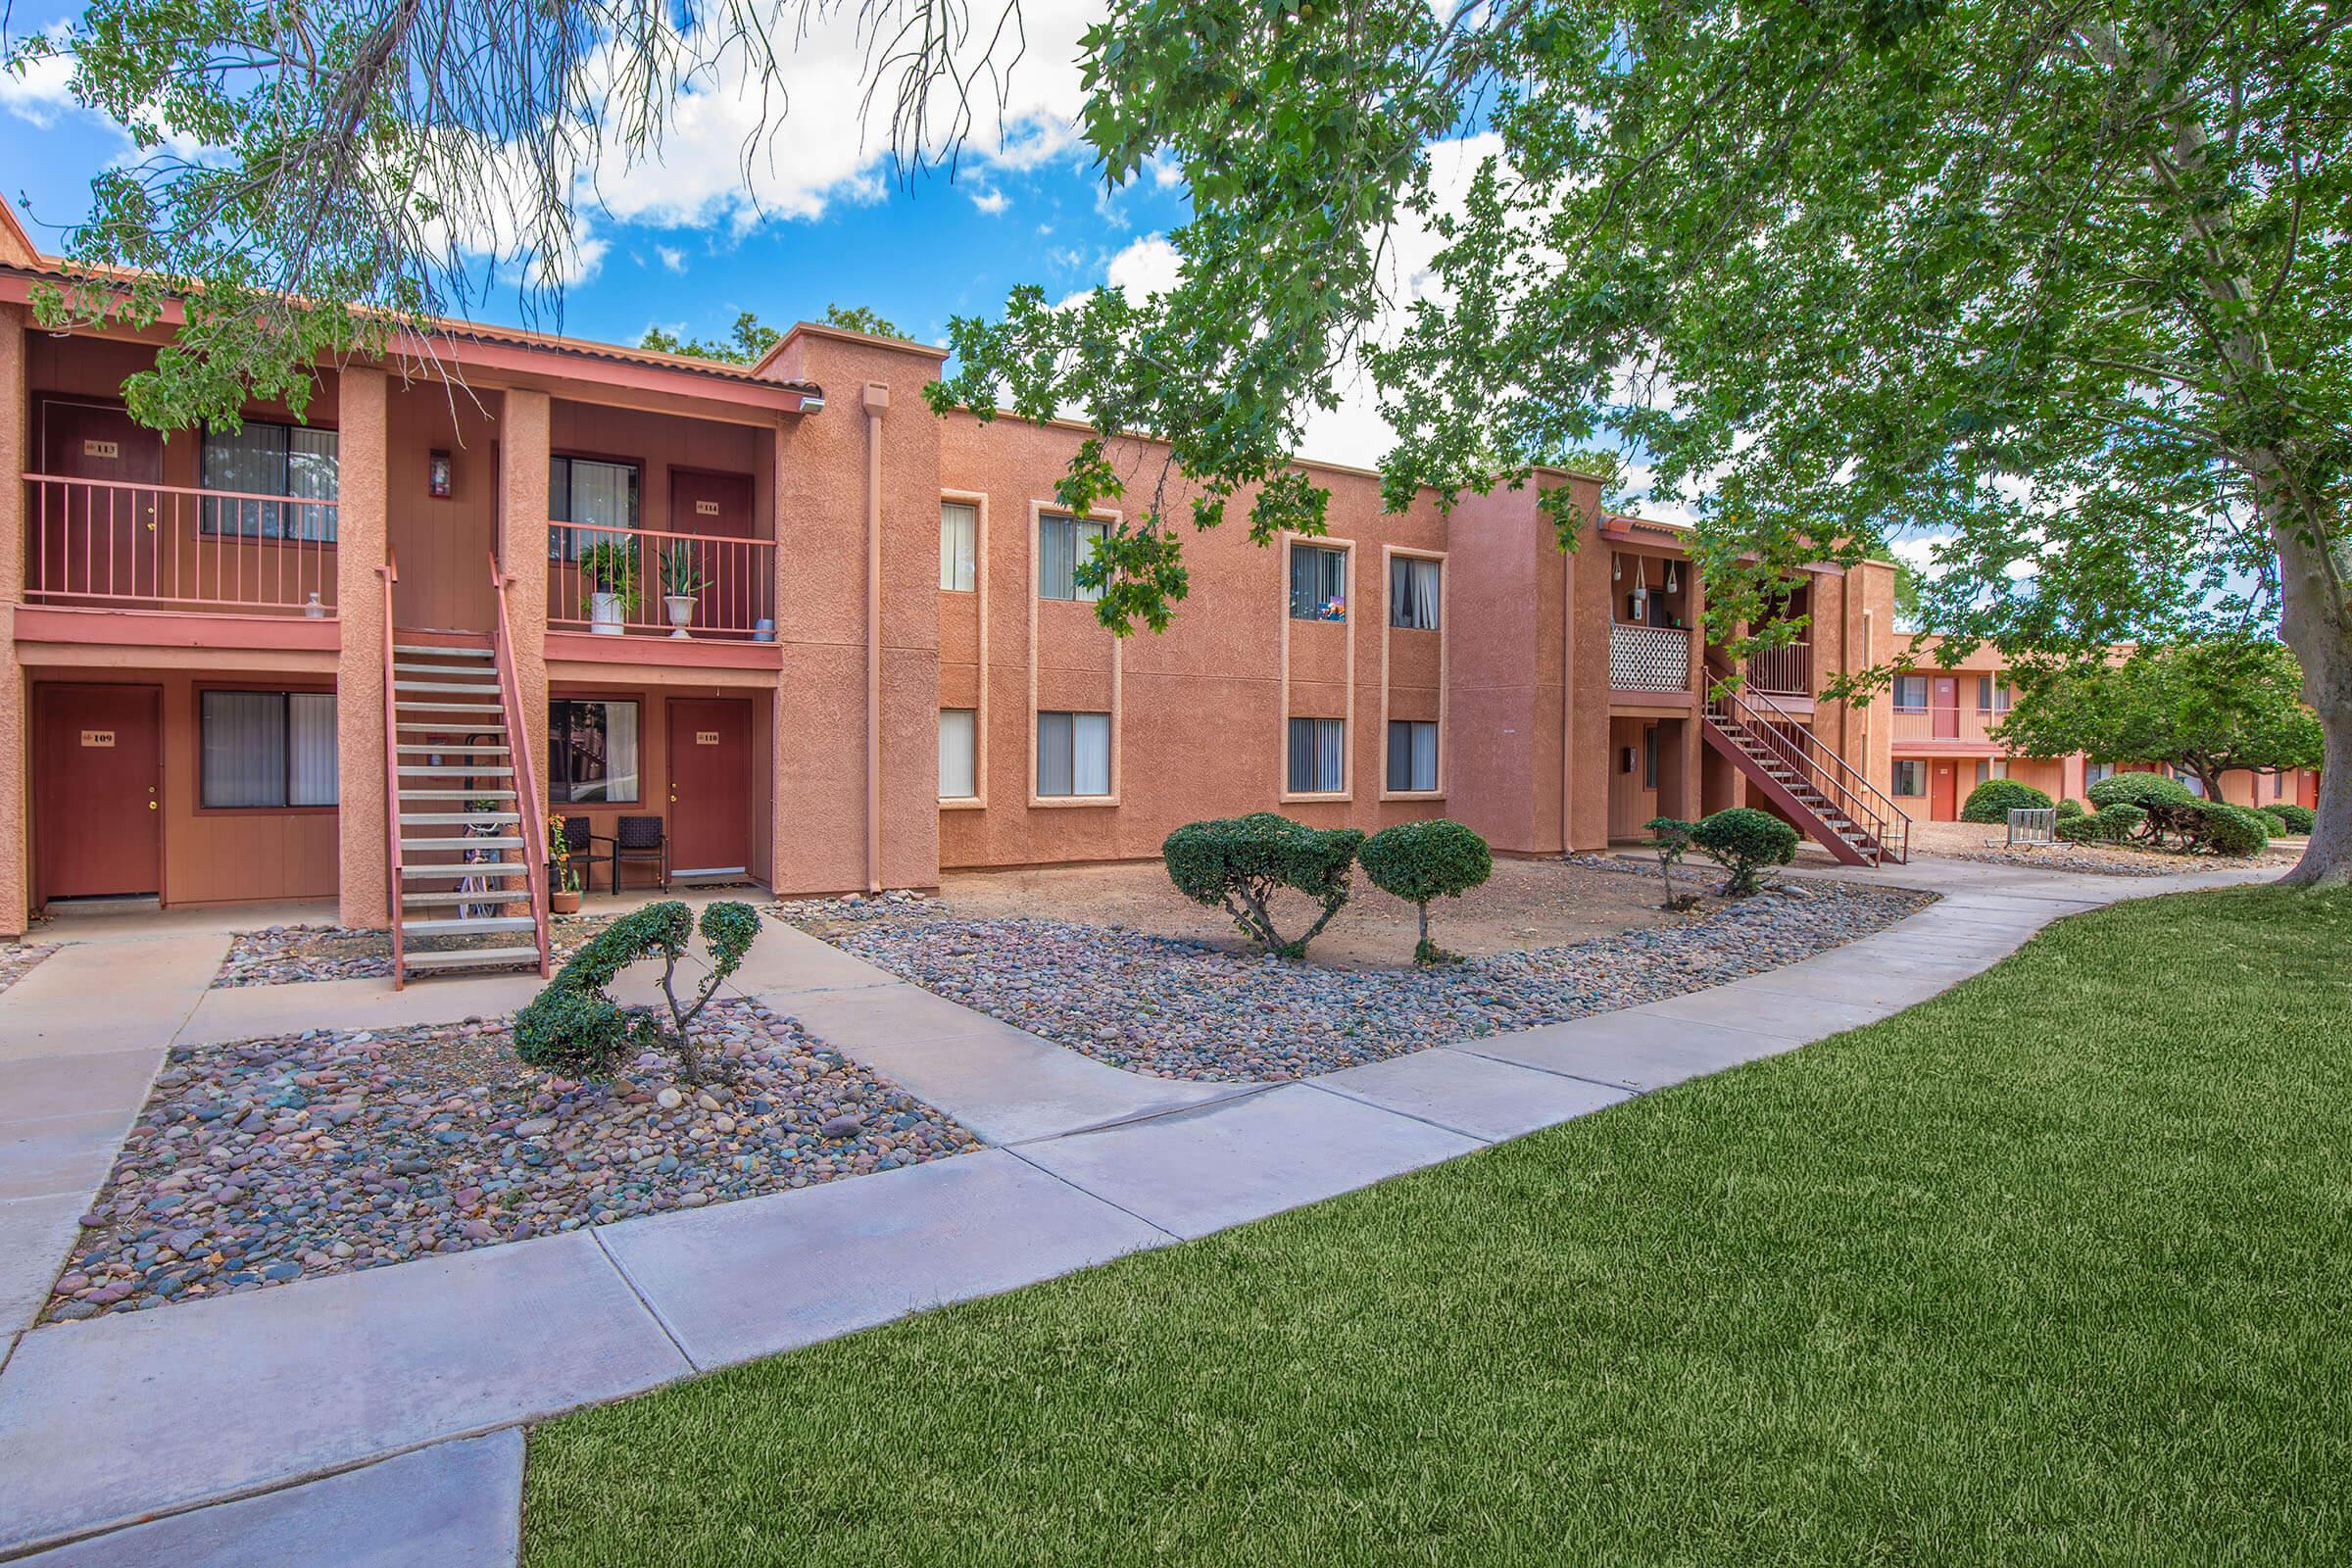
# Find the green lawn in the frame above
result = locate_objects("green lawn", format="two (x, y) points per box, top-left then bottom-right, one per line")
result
(523, 887), (2352, 1566)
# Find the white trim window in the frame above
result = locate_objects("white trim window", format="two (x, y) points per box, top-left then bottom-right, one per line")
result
(200, 690), (339, 808)
(940, 501), (977, 592)
(1038, 514), (1105, 602)
(1386, 719), (1438, 792)
(1290, 545), (1348, 620)
(1288, 716), (1346, 793)
(549, 457), (640, 563)
(938, 709), (978, 799)
(1389, 557), (1440, 629)
(1891, 760), (1928, 797)
(201, 420), (339, 541)
(1037, 710), (1111, 796)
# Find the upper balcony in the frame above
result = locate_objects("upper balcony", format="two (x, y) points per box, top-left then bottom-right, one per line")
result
(1740, 640), (1812, 698)
(24, 473), (337, 621)
(546, 519), (777, 643)
(1890, 704), (2004, 747)
(1610, 622), (1693, 693)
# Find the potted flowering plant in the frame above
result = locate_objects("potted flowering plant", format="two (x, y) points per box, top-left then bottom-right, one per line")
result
(548, 819), (585, 914)
(1318, 596), (1347, 622)
(659, 545), (710, 639)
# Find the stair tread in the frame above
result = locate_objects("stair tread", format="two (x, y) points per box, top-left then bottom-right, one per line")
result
(401, 838), (526, 853)
(400, 862), (528, 877)
(402, 889), (532, 905)
(398, 765), (517, 775)
(392, 644), (493, 656)
(403, 947), (542, 971)
(406, 915), (539, 936)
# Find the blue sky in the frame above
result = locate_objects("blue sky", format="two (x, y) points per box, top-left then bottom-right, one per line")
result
(0, 1), (1191, 360)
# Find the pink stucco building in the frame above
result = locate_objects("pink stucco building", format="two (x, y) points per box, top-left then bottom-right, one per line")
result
(0, 197), (1917, 978)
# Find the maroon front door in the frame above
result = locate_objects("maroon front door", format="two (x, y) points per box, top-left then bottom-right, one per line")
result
(665, 470), (760, 634)
(35, 683), (163, 900)
(34, 400), (167, 603)
(1930, 676), (1961, 740)
(667, 698), (752, 874)
(1930, 759), (1960, 821)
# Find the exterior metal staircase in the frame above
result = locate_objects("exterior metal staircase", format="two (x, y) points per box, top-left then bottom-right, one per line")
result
(377, 554), (553, 986)
(1700, 659), (1912, 867)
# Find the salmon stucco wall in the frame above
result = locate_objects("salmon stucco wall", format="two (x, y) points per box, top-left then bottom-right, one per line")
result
(334, 367), (390, 928)
(0, 304), (29, 934)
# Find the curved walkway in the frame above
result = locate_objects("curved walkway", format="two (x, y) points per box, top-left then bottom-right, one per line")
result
(0, 859), (2271, 1564)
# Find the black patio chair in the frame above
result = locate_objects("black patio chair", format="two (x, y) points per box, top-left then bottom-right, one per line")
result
(612, 815), (669, 895)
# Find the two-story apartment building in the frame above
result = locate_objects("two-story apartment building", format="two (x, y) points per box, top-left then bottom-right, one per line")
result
(1886, 635), (2323, 818)
(0, 196), (1905, 979)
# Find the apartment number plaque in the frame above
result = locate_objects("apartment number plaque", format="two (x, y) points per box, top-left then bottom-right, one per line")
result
(81, 730), (117, 748)
(82, 439), (121, 460)
(695, 500), (720, 516)
(696, 731), (720, 746)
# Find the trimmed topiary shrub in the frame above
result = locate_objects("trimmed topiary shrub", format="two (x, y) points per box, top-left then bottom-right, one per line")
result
(2056, 798), (2085, 819)
(1360, 818), (1493, 963)
(2086, 771), (2195, 812)
(2054, 813), (2103, 844)
(2264, 803), (2316, 836)
(1689, 807), (1799, 897)
(1959, 777), (2055, 824)
(1642, 816), (1704, 912)
(1164, 812), (1365, 959)
(514, 900), (761, 1084)
(2056, 802), (2146, 846)
(2182, 800), (2272, 857)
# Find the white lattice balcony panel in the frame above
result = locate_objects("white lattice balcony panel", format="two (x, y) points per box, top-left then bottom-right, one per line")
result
(1611, 623), (1691, 691)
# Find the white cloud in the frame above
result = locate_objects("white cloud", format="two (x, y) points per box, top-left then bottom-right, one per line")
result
(969, 186), (1009, 215)
(654, 244), (687, 272)
(1103, 233), (1181, 299)
(0, 29), (77, 128)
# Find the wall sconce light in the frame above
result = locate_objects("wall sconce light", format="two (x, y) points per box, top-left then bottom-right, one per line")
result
(428, 450), (453, 499)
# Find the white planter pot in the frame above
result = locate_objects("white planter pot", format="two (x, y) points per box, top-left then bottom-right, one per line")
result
(589, 592), (624, 635)
(664, 595), (696, 639)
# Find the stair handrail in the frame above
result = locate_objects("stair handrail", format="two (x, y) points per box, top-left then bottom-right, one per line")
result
(489, 554), (554, 977)
(1705, 658), (1912, 864)
(379, 553), (407, 988)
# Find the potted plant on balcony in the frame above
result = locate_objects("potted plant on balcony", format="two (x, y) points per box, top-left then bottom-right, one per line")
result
(659, 545), (710, 639)
(548, 818), (584, 914)
(577, 540), (640, 635)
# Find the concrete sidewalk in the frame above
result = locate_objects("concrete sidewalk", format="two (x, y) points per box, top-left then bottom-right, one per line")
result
(0, 861), (2272, 1563)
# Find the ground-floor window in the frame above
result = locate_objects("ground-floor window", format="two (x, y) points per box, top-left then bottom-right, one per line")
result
(1288, 716), (1346, 793)
(939, 709), (977, 800)
(200, 690), (338, 808)
(1036, 710), (1111, 797)
(1891, 759), (1927, 797)
(2084, 761), (2114, 788)
(1642, 724), (1660, 789)
(1386, 719), (1438, 792)
(550, 699), (641, 803)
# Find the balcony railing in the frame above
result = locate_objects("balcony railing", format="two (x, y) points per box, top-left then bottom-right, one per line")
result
(1610, 622), (1692, 691)
(1743, 640), (1811, 697)
(24, 474), (337, 614)
(547, 520), (777, 640)
(1891, 706), (2004, 744)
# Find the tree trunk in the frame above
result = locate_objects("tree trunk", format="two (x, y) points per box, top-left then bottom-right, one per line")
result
(2282, 664), (2352, 887)
(2270, 507), (2352, 886)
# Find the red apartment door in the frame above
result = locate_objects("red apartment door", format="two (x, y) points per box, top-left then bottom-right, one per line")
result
(667, 698), (752, 874)
(1930, 676), (1961, 740)
(666, 470), (759, 634)
(1930, 759), (1960, 821)
(35, 400), (166, 602)
(35, 684), (163, 900)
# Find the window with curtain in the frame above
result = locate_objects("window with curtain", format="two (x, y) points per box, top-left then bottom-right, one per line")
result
(1290, 545), (1347, 619)
(548, 699), (641, 803)
(1287, 717), (1346, 793)
(1036, 710), (1111, 796)
(549, 457), (641, 563)
(1038, 514), (1105, 602)
(200, 690), (338, 808)
(1891, 760), (1927, 796)
(1976, 676), (2013, 712)
(1389, 557), (1440, 629)
(1642, 724), (1659, 789)
(200, 421), (339, 541)
(2084, 761), (2115, 788)
(1892, 674), (1930, 711)
(939, 709), (978, 799)
(1385, 720), (1438, 792)
(940, 501), (978, 591)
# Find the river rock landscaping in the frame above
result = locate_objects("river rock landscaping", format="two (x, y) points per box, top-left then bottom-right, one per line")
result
(43, 998), (981, 1322)
(0, 940), (62, 995)
(213, 915), (619, 987)
(788, 876), (1933, 1081)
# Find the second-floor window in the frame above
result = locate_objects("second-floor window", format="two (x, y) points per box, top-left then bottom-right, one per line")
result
(550, 457), (640, 563)
(201, 420), (338, 541)
(940, 501), (977, 591)
(1390, 556), (1440, 629)
(1892, 674), (1930, 712)
(1039, 514), (1105, 602)
(1290, 544), (1347, 620)
(1977, 676), (2013, 713)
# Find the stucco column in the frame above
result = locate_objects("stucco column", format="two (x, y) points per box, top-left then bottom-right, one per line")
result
(334, 366), (391, 927)
(0, 303), (29, 936)
(497, 388), (552, 805)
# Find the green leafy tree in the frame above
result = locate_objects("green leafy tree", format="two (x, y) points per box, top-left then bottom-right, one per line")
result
(1996, 641), (2323, 801)
(1358, 817), (1492, 962)
(514, 901), (761, 1085)
(640, 312), (782, 366)
(820, 304), (904, 338)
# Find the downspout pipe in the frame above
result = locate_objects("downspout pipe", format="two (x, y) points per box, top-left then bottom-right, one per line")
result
(862, 382), (888, 894)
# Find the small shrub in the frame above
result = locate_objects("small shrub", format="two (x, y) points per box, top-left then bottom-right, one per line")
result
(1689, 807), (1798, 897)
(2086, 771), (2195, 812)
(2054, 813), (2103, 844)
(1959, 778), (2055, 824)
(2056, 798), (2085, 819)
(2264, 803), (2316, 836)
(1360, 818), (1493, 963)
(1163, 812), (1364, 959)
(2182, 800), (2272, 858)
(2056, 803), (2145, 846)
(1642, 816), (1704, 912)
(514, 901), (761, 1083)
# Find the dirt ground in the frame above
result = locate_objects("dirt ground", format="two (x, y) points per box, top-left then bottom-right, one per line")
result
(936, 856), (1717, 969)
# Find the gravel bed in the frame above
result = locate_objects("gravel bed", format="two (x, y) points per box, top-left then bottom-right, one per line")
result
(0, 941), (63, 995)
(45, 999), (981, 1322)
(213, 915), (618, 987)
(1940, 846), (2201, 877)
(797, 879), (1933, 1082)
(769, 889), (946, 923)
